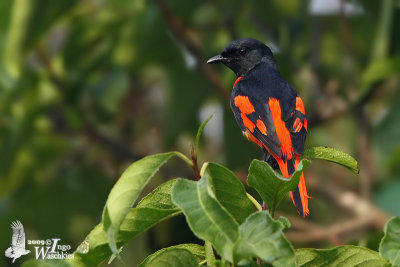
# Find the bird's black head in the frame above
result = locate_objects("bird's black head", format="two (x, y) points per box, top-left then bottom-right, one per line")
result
(207, 38), (278, 77)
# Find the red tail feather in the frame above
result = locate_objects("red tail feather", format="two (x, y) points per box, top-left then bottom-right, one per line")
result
(274, 153), (309, 217)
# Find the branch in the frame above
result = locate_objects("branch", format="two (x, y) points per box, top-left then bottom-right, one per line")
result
(283, 181), (391, 244)
(308, 81), (383, 126)
(155, 0), (230, 101)
(35, 46), (145, 162)
(285, 216), (373, 244)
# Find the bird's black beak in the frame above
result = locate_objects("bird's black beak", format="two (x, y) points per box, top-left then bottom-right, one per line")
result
(207, 54), (228, 64)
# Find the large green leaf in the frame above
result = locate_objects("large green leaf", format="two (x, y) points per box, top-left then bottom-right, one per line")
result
(102, 152), (190, 255)
(302, 147), (359, 174)
(247, 159), (310, 216)
(380, 217), (400, 266)
(138, 244), (205, 267)
(233, 211), (295, 267)
(172, 177), (239, 262)
(296, 246), (390, 267)
(204, 162), (253, 223)
(70, 179), (181, 266)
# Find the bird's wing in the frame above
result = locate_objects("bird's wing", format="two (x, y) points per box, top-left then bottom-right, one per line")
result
(285, 96), (308, 155)
(11, 221), (26, 249)
(231, 87), (283, 158)
(231, 80), (307, 158)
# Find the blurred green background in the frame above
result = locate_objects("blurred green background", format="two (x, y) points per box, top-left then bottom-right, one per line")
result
(1, 0), (399, 266)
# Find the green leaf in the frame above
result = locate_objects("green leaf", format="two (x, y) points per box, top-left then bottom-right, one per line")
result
(138, 247), (199, 267)
(70, 180), (181, 266)
(102, 152), (190, 255)
(138, 244), (205, 267)
(380, 217), (400, 266)
(205, 241), (217, 267)
(247, 159), (310, 216)
(233, 211), (295, 267)
(302, 146), (359, 174)
(172, 177), (239, 262)
(196, 113), (214, 149)
(204, 162), (253, 223)
(278, 216), (291, 230)
(296, 246), (390, 267)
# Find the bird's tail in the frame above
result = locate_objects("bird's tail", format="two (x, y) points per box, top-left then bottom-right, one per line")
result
(274, 154), (310, 217)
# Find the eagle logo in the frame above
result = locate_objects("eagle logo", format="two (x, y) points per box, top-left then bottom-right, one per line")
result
(5, 220), (30, 263)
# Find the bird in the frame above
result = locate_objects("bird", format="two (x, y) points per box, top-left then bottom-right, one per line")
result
(5, 220), (31, 263)
(207, 38), (310, 217)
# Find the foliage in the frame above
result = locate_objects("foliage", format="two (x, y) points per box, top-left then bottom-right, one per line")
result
(247, 159), (310, 217)
(296, 246), (390, 267)
(138, 244), (205, 267)
(234, 212), (295, 267)
(202, 162), (253, 224)
(380, 217), (400, 266)
(68, 179), (181, 266)
(302, 147), (359, 174)
(21, 117), (399, 266)
(102, 151), (190, 255)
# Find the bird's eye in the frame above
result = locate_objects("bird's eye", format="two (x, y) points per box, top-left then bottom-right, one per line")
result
(239, 48), (246, 55)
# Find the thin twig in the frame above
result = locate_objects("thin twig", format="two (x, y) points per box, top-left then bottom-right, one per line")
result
(156, 0), (230, 101)
(283, 181), (391, 244)
(285, 216), (373, 244)
(309, 81), (383, 126)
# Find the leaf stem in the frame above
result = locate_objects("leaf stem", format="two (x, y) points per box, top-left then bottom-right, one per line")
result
(190, 145), (201, 180)
(174, 151), (194, 167)
(199, 162), (208, 177)
(246, 193), (262, 211)
(270, 206), (276, 218)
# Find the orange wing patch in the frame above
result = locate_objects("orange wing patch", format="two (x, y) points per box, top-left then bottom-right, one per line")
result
(268, 97), (293, 160)
(235, 95), (256, 132)
(241, 113), (255, 132)
(295, 97), (305, 114)
(256, 119), (267, 135)
(234, 95), (255, 114)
